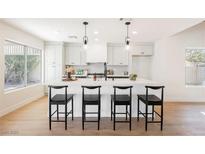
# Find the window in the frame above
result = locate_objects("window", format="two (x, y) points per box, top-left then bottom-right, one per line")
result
(185, 48), (205, 86)
(4, 40), (42, 91)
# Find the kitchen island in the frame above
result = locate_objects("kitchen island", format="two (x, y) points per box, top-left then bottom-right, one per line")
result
(47, 78), (160, 117)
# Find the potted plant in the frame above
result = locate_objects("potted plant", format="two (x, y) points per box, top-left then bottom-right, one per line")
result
(129, 74), (137, 81)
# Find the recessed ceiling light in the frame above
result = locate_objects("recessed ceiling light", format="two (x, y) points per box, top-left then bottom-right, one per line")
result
(132, 31), (138, 35)
(94, 31), (99, 35)
(94, 38), (99, 41)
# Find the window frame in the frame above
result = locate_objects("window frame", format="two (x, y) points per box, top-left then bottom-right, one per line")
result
(4, 40), (42, 92)
(185, 47), (205, 87)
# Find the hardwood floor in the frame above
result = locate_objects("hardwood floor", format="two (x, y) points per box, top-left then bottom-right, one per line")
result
(0, 96), (205, 136)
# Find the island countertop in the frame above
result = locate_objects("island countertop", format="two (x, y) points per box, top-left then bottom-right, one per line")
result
(46, 78), (159, 87)
(46, 78), (161, 95)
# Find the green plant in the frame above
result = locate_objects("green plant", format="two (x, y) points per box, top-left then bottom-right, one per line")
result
(129, 74), (137, 81)
(5, 55), (40, 84)
(186, 50), (205, 64)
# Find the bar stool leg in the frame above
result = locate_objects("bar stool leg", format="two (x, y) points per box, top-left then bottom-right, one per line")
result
(72, 97), (74, 121)
(152, 105), (154, 121)
(129, 104), (132, 131)
(99, 101), (101, 121)
(98, 103), (100, 130)
(126, 105), (128, 120)
(82, 104), (85, 130)
(145, 104), (148, 131)
(161, 104), (163, 131)
(137, 97), (140, 121)
(57, 104), (59, 120)
(114, 104), (116, 130)
(65, 104), (67, 130)
(111, 99), (113, 121)
(49, 103), (51, 130)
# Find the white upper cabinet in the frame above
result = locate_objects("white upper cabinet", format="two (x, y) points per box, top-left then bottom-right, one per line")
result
(107, 45), (128, 66)
(132, 45), (153, 56)
(65, 45), (87, 65)
(80, 49), (87, 65)
(112, 46), (128, 65)
(66, 46), (80, 65)
(107, 46), (113, 65)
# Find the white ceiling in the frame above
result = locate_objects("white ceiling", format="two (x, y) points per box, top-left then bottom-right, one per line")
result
(2, 18), (204, 43)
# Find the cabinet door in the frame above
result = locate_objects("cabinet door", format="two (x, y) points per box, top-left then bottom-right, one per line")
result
(80, 49), (87, 65)
(45, 45), (63, 82)
(45, 45), (56, 82)
(107, 46), (113, 65)
(66, 46), (81, 65)
(133, 45), (153, 55)
(112, 46), (128, 65)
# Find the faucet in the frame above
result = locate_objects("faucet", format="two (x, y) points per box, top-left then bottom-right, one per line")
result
(104, 62), (107, 81)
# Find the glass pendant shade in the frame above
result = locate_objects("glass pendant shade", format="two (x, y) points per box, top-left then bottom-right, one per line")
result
(83, 21), (88, 50)
(125, 22), (131, 50)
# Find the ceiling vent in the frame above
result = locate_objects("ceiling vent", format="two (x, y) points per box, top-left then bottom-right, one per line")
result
(68, 35), (78, 39)
(119, 18), (132, 22)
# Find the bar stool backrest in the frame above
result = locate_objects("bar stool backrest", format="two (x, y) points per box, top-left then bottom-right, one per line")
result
(48, 85), (68, 102)
(145, 85), (165, 102)
(81, 85), (101, 101)
(113, 86), (133, 101)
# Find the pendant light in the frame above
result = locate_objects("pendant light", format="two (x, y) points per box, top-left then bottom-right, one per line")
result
(125, 22), (131, 50)
(83, 21), (88, 49)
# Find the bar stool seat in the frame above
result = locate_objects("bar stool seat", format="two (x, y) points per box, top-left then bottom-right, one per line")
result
(137, 94), (162, 105)
(111, 94), (131, 105)
(84, 94), (99, 105)
(51, 94), (73, 104)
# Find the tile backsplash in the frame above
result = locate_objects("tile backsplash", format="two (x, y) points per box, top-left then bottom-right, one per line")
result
(66, 63), (128, 75)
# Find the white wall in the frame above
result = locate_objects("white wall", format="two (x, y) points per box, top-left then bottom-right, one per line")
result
(152, 22), (205, 102)
(0, 21), (44, 117)
(132, 56), (152, 79)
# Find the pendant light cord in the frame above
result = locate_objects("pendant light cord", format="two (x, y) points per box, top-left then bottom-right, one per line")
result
(127, 24), (128, 38)
(85, 24), (87, 36)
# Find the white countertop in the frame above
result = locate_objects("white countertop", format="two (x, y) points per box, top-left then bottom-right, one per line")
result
(107, 75), (129, 77)
(46, 78), (159, 86)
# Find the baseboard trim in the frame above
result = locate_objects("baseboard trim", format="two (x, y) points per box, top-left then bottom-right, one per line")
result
(0, 94), (44, 117)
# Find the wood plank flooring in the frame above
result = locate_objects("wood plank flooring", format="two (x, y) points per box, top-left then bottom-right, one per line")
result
(0, 96), (205, 136)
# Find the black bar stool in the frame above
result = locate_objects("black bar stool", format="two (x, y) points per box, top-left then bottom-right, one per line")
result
(48, 85), (74, 130)
(111, 86), (133, 130)
(82, 86), (101, 130)
(137, 85), (165, 131)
